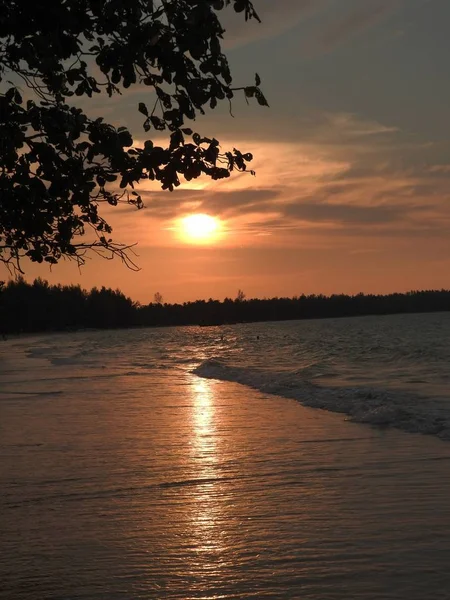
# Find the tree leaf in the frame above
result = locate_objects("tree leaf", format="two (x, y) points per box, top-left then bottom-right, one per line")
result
(138, 102), (148, 116)
(255, 89), (269, 107)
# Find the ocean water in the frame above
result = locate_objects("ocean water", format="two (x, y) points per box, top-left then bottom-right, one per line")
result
(1, 312), (450, 598)
(195, 312), (450, 439)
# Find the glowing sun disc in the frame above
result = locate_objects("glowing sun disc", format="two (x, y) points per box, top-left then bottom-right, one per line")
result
(180, 214), (220, 242)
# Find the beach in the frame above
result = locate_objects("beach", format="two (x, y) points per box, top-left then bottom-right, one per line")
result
(1, 320), (450, 598)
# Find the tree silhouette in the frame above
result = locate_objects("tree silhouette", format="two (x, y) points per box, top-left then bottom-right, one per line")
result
(1, 280), (450, 334)
(154, 292), (163, 305)
(0, 0), (267, 272)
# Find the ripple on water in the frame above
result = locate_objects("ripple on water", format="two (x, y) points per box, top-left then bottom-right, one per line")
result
(1, 322), (450, 599)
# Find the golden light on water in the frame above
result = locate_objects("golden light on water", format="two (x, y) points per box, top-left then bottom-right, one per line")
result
(188, 377), (228, 559)
(179, 214), (222, 244)
(191, 377), (216, 464)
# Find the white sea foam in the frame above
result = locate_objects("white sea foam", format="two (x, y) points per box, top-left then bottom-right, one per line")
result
(193, 358), (450, 439)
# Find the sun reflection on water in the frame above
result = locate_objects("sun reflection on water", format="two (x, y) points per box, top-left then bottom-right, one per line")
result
(188, 377), (228, 564)
(192, 378), (216, 460)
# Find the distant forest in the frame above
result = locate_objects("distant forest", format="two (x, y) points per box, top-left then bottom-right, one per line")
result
(1, 277), (450, 334)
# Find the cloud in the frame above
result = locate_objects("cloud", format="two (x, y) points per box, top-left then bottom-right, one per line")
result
(102, 107), (450, 254)
(134, 188), (279, 220)
(323, 113), (399, 137)
(282, 201), (408, 225)
(221, 0), (329, 48)
(317, 0), (401, 51)
(197, 188), (280, 216)
(428, 164), (450, 174)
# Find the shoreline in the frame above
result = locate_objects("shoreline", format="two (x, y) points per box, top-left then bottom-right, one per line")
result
(2, 308), (450, 338)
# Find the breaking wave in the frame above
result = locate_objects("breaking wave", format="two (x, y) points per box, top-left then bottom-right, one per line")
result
(193, 358), (450, 440)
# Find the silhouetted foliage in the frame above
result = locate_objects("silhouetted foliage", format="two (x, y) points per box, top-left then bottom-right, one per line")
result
(1, 279), (450, 335)
(0, 277), (136, 333)
(0, 0), (267, 271)
(154, 292), (164, 305)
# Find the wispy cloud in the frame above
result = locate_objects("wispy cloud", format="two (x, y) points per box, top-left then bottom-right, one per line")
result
(282, 201), (414, 225)
(221, 0), (329, 48)
(102, 105), (450, 258)
(428, 164), (450, 174)
(317, 0), (401, 51)
(324, 112), (399, 137)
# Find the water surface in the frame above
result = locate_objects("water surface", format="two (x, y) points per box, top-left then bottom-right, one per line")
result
(1, 314), (450, 598)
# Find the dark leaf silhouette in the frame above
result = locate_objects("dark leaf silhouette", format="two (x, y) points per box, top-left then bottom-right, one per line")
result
(138, 103), (148, 116)
(0, 0), (265, 272)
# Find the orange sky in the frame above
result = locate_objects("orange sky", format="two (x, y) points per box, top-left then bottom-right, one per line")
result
(3, 0), (450, 303)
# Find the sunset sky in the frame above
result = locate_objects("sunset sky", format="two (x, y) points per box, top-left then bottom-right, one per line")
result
(5, 0), (450, 303)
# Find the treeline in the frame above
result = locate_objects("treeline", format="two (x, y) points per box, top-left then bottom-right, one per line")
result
(1, 277), (450, 334)
(0, 278), (136, 333)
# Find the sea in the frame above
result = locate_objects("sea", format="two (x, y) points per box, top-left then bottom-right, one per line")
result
(1, 312), (450, 599)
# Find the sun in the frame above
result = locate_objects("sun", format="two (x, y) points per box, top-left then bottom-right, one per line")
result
(179, 214), (221, 244)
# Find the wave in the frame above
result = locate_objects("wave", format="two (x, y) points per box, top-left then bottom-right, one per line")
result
(193, 359), (450, 440)
(0, 389), (63, 396)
